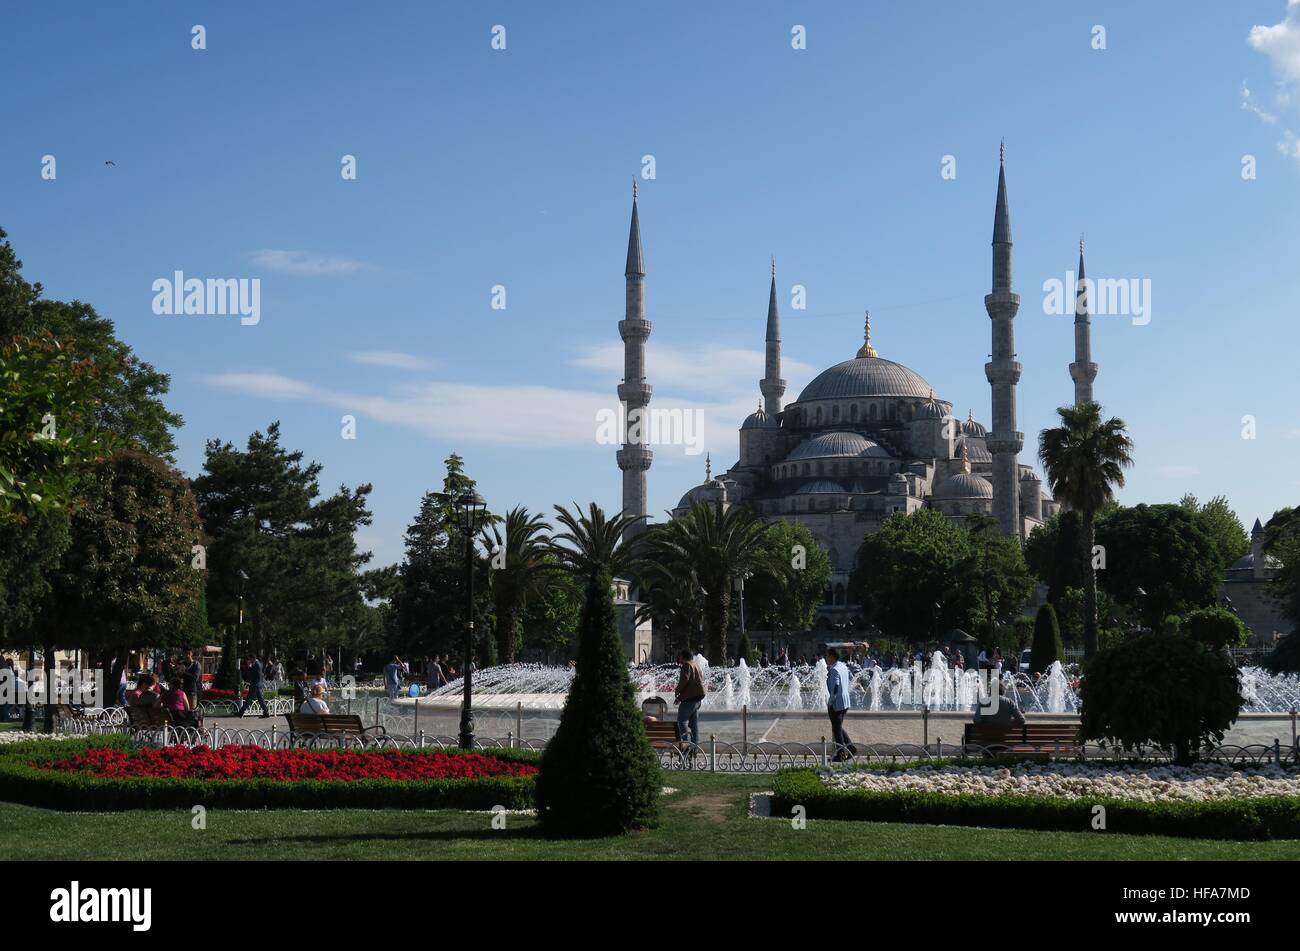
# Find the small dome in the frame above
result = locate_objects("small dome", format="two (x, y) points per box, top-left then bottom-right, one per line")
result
(935, 473), (993, 500)
(676, 481), (726, 509)
(787, 431), (891, 461)
(1019, 469), (1041, 482)
(960, 417), (988, 437)
(913, 401), (949, 421)
(741, 408), (779, 430)
(795, 480), (846, 495)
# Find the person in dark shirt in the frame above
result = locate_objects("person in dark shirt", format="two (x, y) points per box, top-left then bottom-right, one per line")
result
(236, 655), (270, 718)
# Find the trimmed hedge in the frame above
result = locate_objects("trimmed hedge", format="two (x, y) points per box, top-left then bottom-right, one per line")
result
(771, 764), (1300, 840)
(0, 736), (540, 812)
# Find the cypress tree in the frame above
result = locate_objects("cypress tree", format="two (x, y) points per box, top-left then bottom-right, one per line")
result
(1030, 603), (1063, 676)
(535, 569), (659, 835)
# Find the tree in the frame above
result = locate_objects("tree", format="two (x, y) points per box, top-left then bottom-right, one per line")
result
(1024, 511), (1086, 605)
(1056, 586), (1127, 650)
(1095, 504), (1224, 628)
(192, 422), (374, 658)
(638, 502), (780, 662)
(1182, 606), (1248, 652)
(534, 568), (659, 836)
(1263, 633), (1300, 674)
(1263, 507), (1300, 635)
(0, 332), (116, 521)
(1079, 634), (1242, 765)
(213, 625), (240, 691)
(520, 569), (582, 657)
(736, 631), (756, 665)
(387, 456), (496, 658)
(1029, 603), (1063, 675)
(961, 514), (1036, 639)
(1179, 494), (1250, 570)
(0, 227), (182, 459)
(1038, 402), (1135, 659)
(850, 509), (971, 642)
(34, 450), (204, 727)
(484, 506), (557, 664)
(550, 502), (643, 580)
(0, 513), (69, 646)
(743, 520), (832, 632)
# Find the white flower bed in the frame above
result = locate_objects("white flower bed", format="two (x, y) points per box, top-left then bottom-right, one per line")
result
(822, 762), (1300, 803)
(0, 731), (79, 746)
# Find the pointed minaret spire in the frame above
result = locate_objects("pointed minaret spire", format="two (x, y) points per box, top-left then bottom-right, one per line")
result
(1069, 235), (1098, 406)
(759, 258), (786, 416)
(616, 185), (652, 541)
(705, 453), (712, 481)
(984, 146), (1024, 538)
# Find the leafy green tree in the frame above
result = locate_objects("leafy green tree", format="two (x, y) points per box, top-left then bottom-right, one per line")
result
(0, 228), (181, 459)
(388, 456), (495, 657)
(534, 568), (659, 835)
(1263, 633), (1300, 674)
(192, 422), (374, 658)
(0, 513), (69, 646)
(1038, 402), (1135, 658)
(34, 450), (204, 726)
(1263, 507), (1300, 635)
(735, 631), (756, 665)
(1179, 494), (1250, 569)
(1023, 511), (1087, 605)
(1095, 503), (1224, 628)
(961, 514), (1037, 640)
(484, 506), (557, 664)
(638, 502), (780, 662)
(1080, 634), (1243, 765)
(1056, 586), (1127, 650)
(850, 509), (971, 642)
(1182, 606), (1248, 652)
(521, 568), (581, 657)
(0, 333), (116, 520)
(1029, 603), (1063, 675)
(743, 520), (832, 632)
(213, 625), (240, 691)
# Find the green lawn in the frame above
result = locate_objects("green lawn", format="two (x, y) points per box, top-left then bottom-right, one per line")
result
(3, 772), (1298, 860)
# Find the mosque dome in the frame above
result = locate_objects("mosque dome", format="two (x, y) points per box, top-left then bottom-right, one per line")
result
(787, 431), (891, 461)
(795, 480), (847, 495)
(913, 400), (949, 420)
(741, 407), (779, 430)
(935, 472), (993, 500)
(960, 416), (988, 437)
(798, 357), (936, 402)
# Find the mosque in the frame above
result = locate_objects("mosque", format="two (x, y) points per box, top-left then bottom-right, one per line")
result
(615, 153), (1094, 626)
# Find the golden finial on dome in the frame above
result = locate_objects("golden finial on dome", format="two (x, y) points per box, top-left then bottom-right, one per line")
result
(856, 310), (878, 359)
(959, 439), (970, 472)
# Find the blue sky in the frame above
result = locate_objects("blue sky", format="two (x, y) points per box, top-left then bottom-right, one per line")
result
(5, 1), (1300, 567)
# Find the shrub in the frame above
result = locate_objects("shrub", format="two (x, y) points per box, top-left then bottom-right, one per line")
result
(535, 569), (659, 835)
(1029, 603), (1062, 675)
(1079, 633), (1242, 765)
(1263, 632), (1300, 674)
(0, 736), (540, 811)
(213, 625), (240, 692)
(1182, 606), (1249, 651)
(736, 632), (755, 665)
(771, 766), (1300, 840)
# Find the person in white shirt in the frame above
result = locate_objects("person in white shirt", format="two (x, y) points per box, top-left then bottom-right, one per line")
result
(300, 684), (330, 715)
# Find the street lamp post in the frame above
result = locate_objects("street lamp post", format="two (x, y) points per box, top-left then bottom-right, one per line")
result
(455, 488), (487, 750)
(236, 569), (249, 657)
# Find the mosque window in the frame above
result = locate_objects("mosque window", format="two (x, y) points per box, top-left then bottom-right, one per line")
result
(868, 404), (877, 421)
(832, 405), (840, 422)
(815, 406), (823, 425)
(850, 404), (859, 422)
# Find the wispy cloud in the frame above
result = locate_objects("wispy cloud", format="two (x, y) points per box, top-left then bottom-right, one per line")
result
(570, 342), (814, 397)
(346, 351), (434, 371)
(1248, 2), (1300, 165)
(250, 249), (368, 276)
(1155, 464), (1200, 479)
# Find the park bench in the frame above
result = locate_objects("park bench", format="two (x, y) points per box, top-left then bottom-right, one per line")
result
(963, 720), (1080, 756)
(284, 712), (386, 746)
(643, 717), (683, 749)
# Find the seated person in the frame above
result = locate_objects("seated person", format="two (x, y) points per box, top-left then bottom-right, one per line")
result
(299, 684), (330, 715)
(161, 679), (190, 712)
(128, 673), (162, 707)
(973, 678), (1025, 726)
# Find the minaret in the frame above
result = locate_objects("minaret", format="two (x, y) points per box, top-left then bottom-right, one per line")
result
(759, 257), (786, 416)
(984, 144), (1024, 538)
(1069, 237), (1098, 406)
(616, 181), (652, 540)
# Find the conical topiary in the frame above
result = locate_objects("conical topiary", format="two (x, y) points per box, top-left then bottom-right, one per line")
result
(535, 569), (660, 835)
(1029, 603), (1062, 675)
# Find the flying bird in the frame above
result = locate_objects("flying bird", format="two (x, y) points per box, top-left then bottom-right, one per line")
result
(104, 160), (115, 166)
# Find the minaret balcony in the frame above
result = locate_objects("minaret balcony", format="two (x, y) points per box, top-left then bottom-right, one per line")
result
(1069, 361), (1098, 383)
(983, 360), (1022, 385)
(985, 432), (1025, 455)
(616, 445), (654, 470)
(619, 318), (652, 340)
(618, 382), (653, 405)
(983, 291), (1021, 316)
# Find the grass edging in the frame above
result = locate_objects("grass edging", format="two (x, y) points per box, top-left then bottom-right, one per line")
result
(770, 765), (1300, 840)
(0, 735), (540, 812)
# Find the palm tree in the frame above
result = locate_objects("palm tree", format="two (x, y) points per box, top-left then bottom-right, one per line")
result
(1038, 401), (1134, 659)
(482, 506), (557, 664)
(550, 502), (644, 580)
(641, 501), (784, 662)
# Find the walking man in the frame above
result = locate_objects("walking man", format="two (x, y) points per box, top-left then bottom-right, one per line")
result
(181, 650), (201, 709)
(826, 648), (855, 761)
(236, 654), (270, 718)
(673, 649), (706, 747)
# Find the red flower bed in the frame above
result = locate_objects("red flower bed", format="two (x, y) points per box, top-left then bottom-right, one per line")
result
(37, 745), (538, 783)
